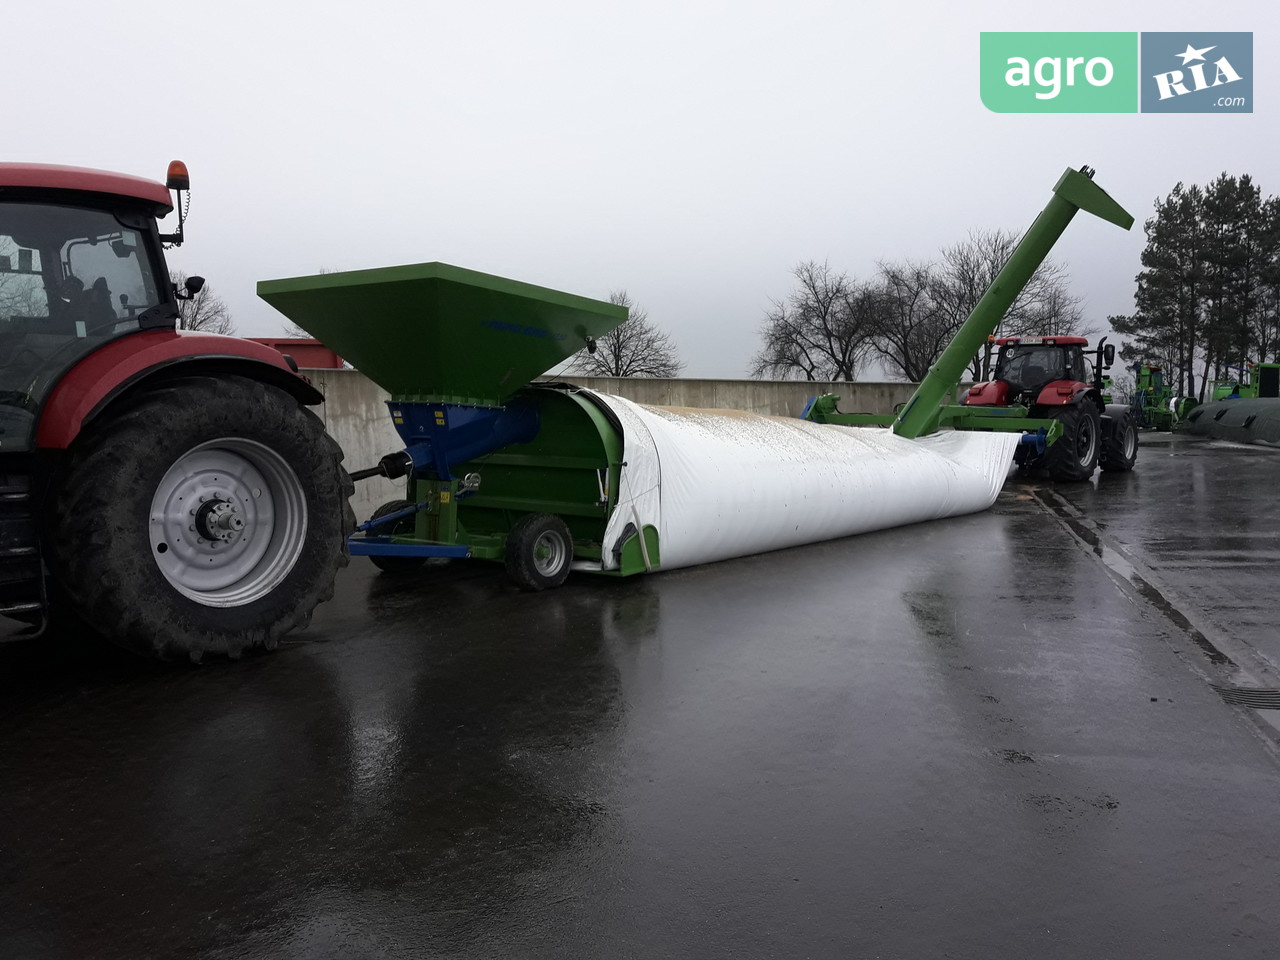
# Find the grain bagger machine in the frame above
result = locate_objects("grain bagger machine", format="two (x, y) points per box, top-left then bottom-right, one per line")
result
(259, 164), (1133, 591)
(260, 263), (642, 589)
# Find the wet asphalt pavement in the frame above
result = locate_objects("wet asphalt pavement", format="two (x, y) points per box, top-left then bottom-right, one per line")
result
(3, 434), (1280, 959)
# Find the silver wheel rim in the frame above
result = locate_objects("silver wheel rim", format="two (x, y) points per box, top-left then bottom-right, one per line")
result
(1077, 416), (1098, 467)
(532, 529), (568, 577)
(148, 438), (308, 607)
(1123, 424), (1137, 460)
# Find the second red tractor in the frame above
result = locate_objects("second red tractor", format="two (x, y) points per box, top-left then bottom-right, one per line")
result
(963, 335), (1138, 481)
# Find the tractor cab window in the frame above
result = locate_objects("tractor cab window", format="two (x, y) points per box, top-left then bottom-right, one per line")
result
(1077, 351), (1095, 384)
(1062, 345), (1088, 382)
(0, 201), (166, 452)
(995, 345), (1067, 392)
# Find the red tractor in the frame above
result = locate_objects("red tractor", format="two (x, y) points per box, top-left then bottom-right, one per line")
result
(963, 335), (1138, 481)
(0, 162), (352, 660)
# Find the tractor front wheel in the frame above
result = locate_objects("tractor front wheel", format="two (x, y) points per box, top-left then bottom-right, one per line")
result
(1099, 412), (1139, 472)
(53, 375), (353, 661)
(505, 514), (573, 592)
(1044, 404), (1101, 482)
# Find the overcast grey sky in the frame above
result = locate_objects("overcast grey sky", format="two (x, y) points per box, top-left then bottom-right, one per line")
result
(10, 1), (1273, 377)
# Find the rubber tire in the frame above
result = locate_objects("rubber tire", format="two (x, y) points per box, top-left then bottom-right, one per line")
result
(1044, 403), (1101, 482)
(504, 513), (572, 592)
(1099, 412), (1139, 473)
(51, 375), (354, 662)
(367, 499), (427, 574)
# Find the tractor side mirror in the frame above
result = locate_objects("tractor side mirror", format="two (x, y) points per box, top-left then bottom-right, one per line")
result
(174, 275), (206, 301)
(1103, 343), (1116, 367)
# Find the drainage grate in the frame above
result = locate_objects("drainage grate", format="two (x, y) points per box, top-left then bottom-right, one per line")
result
(1211, 684), (1280, 710)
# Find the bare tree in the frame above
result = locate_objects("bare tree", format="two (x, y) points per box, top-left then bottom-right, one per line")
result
(931, 230), (1087, 377)
(760, 232), (1087, 384)
(171, 271), (234, 335)
(568, 291), (683, 378)
(867, 233), (1087, 381)
(750, 261), (875, 381)
(868, 260), (952, 382)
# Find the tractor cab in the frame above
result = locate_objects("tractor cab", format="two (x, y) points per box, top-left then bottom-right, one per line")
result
(990, 336), (1094, 403)
(0, 163), (187, 452)
(1, 160), (353, 659)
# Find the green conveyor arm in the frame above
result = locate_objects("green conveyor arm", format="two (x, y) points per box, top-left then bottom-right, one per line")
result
(891, 166), (1133, 439)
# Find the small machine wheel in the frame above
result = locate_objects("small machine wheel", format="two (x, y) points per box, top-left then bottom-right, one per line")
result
(367, 499), (427, 574)
(1044, 403), (1101, 482)
(505, 514), (573, 592)
(1099, 412), (1139, 473)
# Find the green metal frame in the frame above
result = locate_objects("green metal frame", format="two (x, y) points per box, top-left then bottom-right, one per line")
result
(802, 394), (1065, 445)
(373, 386), (659, 575)
(454, 389), (619, 559)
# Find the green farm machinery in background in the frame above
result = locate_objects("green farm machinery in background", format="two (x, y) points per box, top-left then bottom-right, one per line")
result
(1129, 360), (1279, 432)
(1130, 363), (1200, 430)
(1130, 363), (1178, 430)
(1183, 362), (1280, 444)
(1207, 363), (1280, 402)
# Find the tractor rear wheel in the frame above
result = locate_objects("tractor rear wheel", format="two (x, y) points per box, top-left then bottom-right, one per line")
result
(52, 375), (353, 661)
(1099, 412), (1139, 472)
(505, 513), (573, 592)
(1044, 404), (1101, 482)
(367, 499), (427, 574)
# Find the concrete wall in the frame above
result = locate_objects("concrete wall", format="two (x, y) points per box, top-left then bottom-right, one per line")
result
(305, 369), (923, 519)
(304, 369), (407, 519)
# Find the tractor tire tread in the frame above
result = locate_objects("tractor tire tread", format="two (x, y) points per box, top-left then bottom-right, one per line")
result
(1099, 411), (1139, 473)
(1044, 403), (1101, 482)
